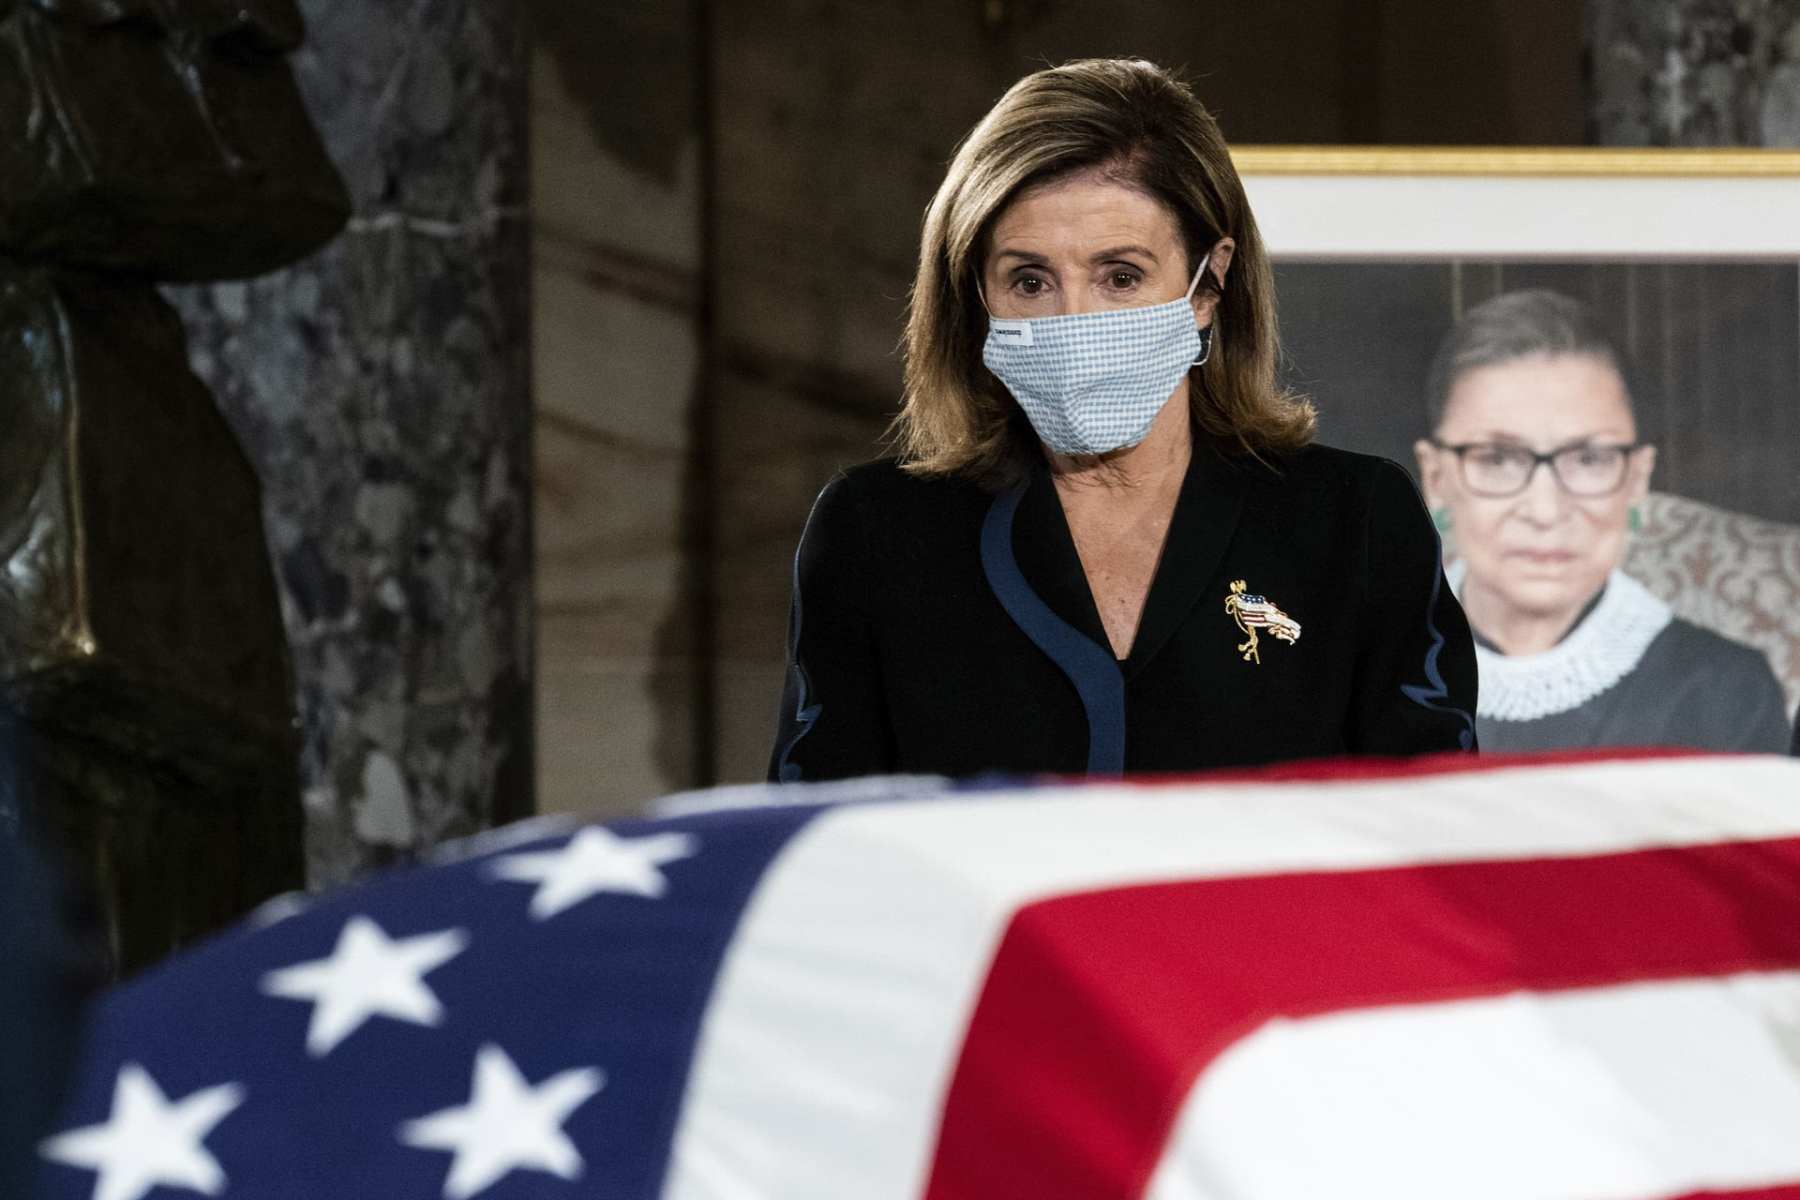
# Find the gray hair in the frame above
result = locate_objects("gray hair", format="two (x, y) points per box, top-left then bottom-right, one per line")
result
(1425, 289), (1633, 431)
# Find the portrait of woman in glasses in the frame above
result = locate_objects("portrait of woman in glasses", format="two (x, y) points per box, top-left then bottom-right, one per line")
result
(1415, 289), (1791, 754)
(768, 58), (1478, 783)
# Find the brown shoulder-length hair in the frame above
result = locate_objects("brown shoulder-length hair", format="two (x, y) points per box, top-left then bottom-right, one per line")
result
(893, 58), (1314, 486)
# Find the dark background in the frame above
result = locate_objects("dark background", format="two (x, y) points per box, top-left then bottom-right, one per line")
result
(1278, 259), (1800, 523)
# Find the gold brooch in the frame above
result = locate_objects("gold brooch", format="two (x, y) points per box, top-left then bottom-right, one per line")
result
(1225, 580), (1302, 664)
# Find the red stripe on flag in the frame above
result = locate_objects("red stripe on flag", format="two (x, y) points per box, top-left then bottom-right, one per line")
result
(1121, 745), (1721, 789)
(923, 837), (1800, 1200)
(1021, 747), (1729, 793)
(1666, 1189), (1800, 1199)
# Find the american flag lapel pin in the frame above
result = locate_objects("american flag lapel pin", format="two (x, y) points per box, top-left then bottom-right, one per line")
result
(1224, 579), (1302, 665)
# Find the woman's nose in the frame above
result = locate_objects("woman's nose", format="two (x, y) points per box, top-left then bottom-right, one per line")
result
(1516, 462), (1570, 524)
(1059, 290), (1097, 317)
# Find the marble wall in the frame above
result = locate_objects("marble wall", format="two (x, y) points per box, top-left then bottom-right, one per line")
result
(169, 1), (532, 886)
(1589, 0), (1800, 145)
(528, 1), (706, 818)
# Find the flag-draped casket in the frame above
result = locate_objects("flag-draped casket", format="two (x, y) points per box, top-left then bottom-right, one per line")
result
(36, 752), (1800, 1199)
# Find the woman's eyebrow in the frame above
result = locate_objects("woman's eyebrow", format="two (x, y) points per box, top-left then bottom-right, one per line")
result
(1467, 430), (1633, 448)
(1089, 244), (1159, 264)
(992, 248), (1050, 265)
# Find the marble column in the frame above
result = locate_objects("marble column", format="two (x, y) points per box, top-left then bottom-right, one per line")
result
(168, 1), (533, 887)
(1588, 0), (1800, 145)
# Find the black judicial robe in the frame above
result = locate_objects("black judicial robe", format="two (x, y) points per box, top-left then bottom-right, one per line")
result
(1472, 618), (1793, 755)
(768, 444), (1479, 782)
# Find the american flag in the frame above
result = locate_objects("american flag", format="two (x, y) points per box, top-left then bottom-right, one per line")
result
(1234, 594), (1299, 639)
(34, 752), (1800, 1200)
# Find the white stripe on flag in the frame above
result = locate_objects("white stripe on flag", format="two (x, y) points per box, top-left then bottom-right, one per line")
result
(661, 756), (1800, 1200)
(1145, 971), (1800, 1200)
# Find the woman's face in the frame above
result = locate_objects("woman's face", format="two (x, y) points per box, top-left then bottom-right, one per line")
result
(981, 170), (1231, 324)
(1415, 353), (1655, 623)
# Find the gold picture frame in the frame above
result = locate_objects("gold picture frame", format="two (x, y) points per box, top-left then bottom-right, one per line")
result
(1232, 145), (1800, 177)
(1241, 143), (1800, 523)
(1229, 146), (1800, 713)
(1228, 146), (1800, 260)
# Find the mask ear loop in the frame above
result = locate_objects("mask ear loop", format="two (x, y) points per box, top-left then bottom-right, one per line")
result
(1183, 260), (1207, 301)
(1186, 257), (1216, 367)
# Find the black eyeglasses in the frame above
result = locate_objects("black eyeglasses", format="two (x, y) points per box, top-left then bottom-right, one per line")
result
(1431, 440), (1646, 498)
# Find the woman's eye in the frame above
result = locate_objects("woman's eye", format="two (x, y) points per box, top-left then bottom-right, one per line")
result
(1108, 271), (1140, 289)
(1013, 275), (1047, 296)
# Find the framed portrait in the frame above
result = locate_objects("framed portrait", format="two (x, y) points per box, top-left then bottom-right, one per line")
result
(1235, 147), (1800, 712)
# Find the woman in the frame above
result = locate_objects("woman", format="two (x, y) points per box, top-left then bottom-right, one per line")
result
(769, 58), (1477, 782)
(1414, 289), (1791, 753)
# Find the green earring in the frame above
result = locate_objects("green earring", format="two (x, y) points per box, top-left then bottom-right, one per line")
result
(1629, 505), (1642, 533)
(1431, 506), (1452, 533)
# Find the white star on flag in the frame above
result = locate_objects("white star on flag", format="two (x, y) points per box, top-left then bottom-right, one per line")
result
(399, 1043), (605, 1200)
(487, 826), (698, 919)
(261, 915), (469, 1056)
(40, 1063), (244, 1200)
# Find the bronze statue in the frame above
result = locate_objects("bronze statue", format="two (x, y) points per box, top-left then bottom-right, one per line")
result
(0, 0), (349, 974)
(0, 0), (346, 277)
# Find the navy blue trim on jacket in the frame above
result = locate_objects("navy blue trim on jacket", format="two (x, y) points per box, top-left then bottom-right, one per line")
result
(979, 480), (1125, 774)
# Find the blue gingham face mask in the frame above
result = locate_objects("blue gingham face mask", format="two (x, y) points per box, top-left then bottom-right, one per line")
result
(981, 262), (1213, 456)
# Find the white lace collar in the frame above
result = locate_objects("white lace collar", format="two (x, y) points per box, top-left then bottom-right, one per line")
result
(1448, 563), (1673, 722)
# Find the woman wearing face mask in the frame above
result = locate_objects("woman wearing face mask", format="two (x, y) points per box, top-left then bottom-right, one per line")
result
(1414, 289), (1791, 754)
(768, 58), (1477, 782)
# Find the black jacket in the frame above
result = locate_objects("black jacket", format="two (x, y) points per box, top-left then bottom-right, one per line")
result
(769, 443), (1478, 781)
